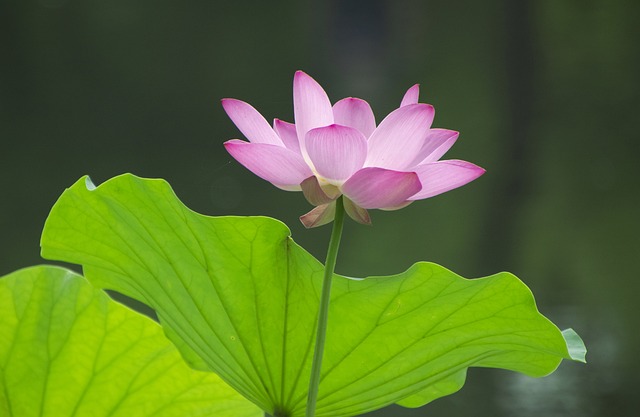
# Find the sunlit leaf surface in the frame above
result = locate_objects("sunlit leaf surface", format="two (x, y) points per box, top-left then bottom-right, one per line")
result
(0, 265), (262, 417)
(41, 174), (585, 417)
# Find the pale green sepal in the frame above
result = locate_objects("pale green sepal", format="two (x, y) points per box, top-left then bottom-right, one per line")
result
(562, 328), (587, 363)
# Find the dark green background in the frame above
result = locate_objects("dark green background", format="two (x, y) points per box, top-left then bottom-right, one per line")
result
(1, 0), (638, 416)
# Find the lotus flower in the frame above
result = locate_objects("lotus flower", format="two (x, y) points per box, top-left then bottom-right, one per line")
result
(222, 71), (485, 228)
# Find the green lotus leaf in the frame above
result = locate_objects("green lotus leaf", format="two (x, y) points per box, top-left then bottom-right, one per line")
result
(41, 174), (585, 417)
(0, 265), (262, 417)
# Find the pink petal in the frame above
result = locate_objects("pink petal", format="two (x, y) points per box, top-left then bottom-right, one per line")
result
(333, 97), (376, 138)
(273, 119), (301, 153)
(224, 140), (313, 191)
(342, 167), (422, 209)
(400, 84), (420, 107)
(409, 160), (486, 200)
(293, 71), (334, 156)
(411, 129), (459, 166)
(379, 201), (413, 211)
(300, 202), (336, 228)
(365, 103), (435, 171)
(221, 99), (283, 146)
(305, 124), (368, 182)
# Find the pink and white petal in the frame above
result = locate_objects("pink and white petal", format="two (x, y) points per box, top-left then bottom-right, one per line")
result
(221, 99), (283, 146)
(400, 84), (420, 107)
(409, 160), (486, 200)
(300, 176), (339, 206)
(273, 119), (301, 154)
(365, 103), (435, 170)
(305, 124), (368, 182)
(343, 198), (371, 225)
(293, 71), (334, 155)
(342, 167), (422, 209)
(333, 97), (376, 138)
(379, 201), (414, 211)
(409, 129), (460, 166)
(300, 202), (336, 228)
(420, 129), (459, 163)
(224, 140), (313, 190)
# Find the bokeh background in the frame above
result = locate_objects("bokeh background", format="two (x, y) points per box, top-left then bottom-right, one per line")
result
(1, 0), (638, 416)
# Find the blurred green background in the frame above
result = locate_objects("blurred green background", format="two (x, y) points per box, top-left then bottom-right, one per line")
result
(1, 0), (638, 416)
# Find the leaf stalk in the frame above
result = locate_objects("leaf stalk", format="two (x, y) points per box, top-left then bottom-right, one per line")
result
(305, 196), (345, 417)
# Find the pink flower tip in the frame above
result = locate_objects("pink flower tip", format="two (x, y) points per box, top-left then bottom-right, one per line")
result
(294, 70), (311, 79)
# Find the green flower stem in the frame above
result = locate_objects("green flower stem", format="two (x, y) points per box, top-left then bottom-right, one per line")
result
(306, 196), (345, 417)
